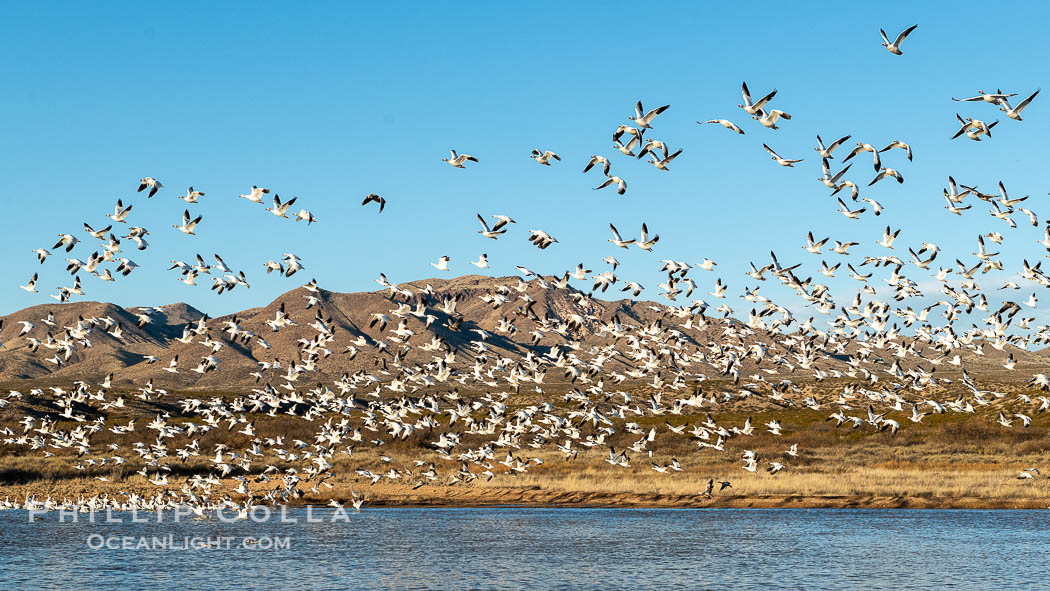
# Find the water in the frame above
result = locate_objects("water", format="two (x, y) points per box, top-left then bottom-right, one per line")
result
(0, 507), (1046, 590)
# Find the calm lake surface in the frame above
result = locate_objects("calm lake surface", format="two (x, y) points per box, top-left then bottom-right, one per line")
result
(0, 507), (1046, 590)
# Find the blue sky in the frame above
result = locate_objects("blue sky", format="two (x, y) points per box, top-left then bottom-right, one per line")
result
(2, 1), (1048, 322)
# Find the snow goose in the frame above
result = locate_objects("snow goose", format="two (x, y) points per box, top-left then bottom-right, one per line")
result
(430, 256), (450, 272)
(613, 136), (640, 157)
(594, 175), (627, 195)
(608, 224), (635, 249)
(442, 149), (478, 168)
(697, 119), (744, 134)
(181, 187), (205, 203)
(803, 232), (828, 254)
(830, 180), (859, 200)
(530, 150), (561, 165)
(115, 258), (138, 276)
(636, 223), (659, 251)
(880, 25), (918, 55)
(878, 140), (912, 161)
(527, 229), (558, 249)
(105, 199), (133, 223)
(814, 134), (851, 159)
(869, 168), (904, 186)
(861, 197), (884, 216)
(836, 198), (866, 220)
(83, 223), (111, 241)
(283, 253), (305, 276)
(952, 114), (997, 140)
(294, 209), (317, 224)
(943, 196), (972, 215)
(819, 158), (852, 188)
(830, 241), (859, 255)
(738, 82), (777, 115)
(32, 248), (50, 263)
(628, 101), (670, 129)
(583, 155), (611, 175)
(476, 214), (508, 239)
(612, 125), (644, 143)
(647, 148), (682, 171)
(173, 209), (202, 235)
(752, 108), (791, 130)
(843, 143), (881, 171)
(137, 177), (162, 197)
(876, 226), (901, 249)
(239, 185), (270, 203)
(19, 273), (37, 293)
(470, 254), (488, 268)
(763, 144), (802, 167)
(53, 234), (79, 252)
(265, 195), (297, 218)
(998, 89), (1039, 121)
(953, 90), (1015, 104)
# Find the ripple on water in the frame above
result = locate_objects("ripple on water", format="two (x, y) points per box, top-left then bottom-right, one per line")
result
(0, 507), (1046, 591)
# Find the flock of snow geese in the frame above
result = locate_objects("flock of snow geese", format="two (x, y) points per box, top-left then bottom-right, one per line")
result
(5, 25), (1050, 517)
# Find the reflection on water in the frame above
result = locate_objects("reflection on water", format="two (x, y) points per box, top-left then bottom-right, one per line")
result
(0, 507), (1047, 590)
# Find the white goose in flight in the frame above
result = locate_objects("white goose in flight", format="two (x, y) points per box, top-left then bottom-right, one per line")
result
(836, 198), (866, 220)
(294, 209), (317, 224)
(608, 224), (635, 249)
(430, 256), (450, 272)
(583, 155), (611, 175)
(106, 199), (133, 223)
(814, 134), (851, 159)
(53, 234), (79, 252)
(880, 24), (917, 55)
(613, 136), (640, 157)
(876, 226), (901, 249)
(137, 177), (162, 198)
(173, 209), (203, 235)
(869, 168), (904, 186)
(470, 254), (488, 268)
(879, 140), (912, 161)
(628, 101), (670, 129)
(738, 82), (777, 115)
(752, 108), (791, 130)
(819, 159), (852, 189)
(697, 119), (744, 134)
(594, 176), (627, 195)
(476, 214), (508, 239)
(530, 150), (561, 165)
(239, 185), (270, 203)
(763, 144), (802, 167)
(647, 149), (683, 171)
(952, 90), (1015, 104)
(998, 89), (1039, 121)
(442, 149), (478, 168)
(181, 187), (205, 203)
(944, 195), (972, 216)
(527, 229), (558, 249)
(636, 223), (659, 251)
(953, 114), (997, 140)
(265, 195), (297, 218)
(843, 143), (881, 171)
(636, 139), (669, 160)
(83, 223), (111, 241)
(803, 232), (828, 254)
(19, 273), (38, 293)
